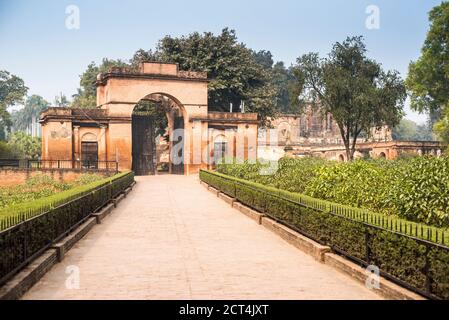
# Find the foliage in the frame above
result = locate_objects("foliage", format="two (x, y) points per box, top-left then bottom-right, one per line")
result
(133, 100), (168, 137)
(72, 58), (129, 108)
(0, 173), (105, 209)
(305, 159), (399, 214)
(406, 2), (449, 141)
(0, 171), (134, 285)
(392, 118), (435, 141)
(406, 2), (449, 116)
(11, 95), (49, 132)
(53, 93), (70, 108)
(293, 36), (406, 160)
(387, 157), (449, 226)
(434, 107), (449, 142)
(7, 131), (41, 159)
(218, 157), (328, 193)
(0, 70), (28, 129)
(152, 28), (277, 124)
(200, 170), (449, 299)
(0, 140), (15, 158)
(76, 29), (304, 123)
(217, 156), (449, 227)
(0, 172), (132, 224)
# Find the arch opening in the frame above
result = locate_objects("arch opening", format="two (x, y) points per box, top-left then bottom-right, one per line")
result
(131, 93), (185, 176)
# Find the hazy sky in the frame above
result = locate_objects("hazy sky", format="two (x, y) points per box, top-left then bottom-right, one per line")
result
(0, 0), (443, 123)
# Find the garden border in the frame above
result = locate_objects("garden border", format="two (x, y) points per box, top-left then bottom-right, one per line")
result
(0, 180), (136, 300)
(200, 173), (426, 300)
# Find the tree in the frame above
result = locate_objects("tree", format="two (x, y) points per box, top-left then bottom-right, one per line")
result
(0, 70), (28, 131)
(294, 36), (406, 161)
(253, 50), (274, 70)
(72, 59), (128, 108)
(11, 95), (49, 132)
(54, 93), (69, 108)
(7, 131), (41, 159)
(148, 28), (277, 123)
(392, 119), (434, 141)
(406, 2), (449, 140)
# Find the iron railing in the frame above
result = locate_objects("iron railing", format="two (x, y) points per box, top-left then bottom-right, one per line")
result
(0, 171), (134, 287)
(200, 170), (449, 300)
(0, 159), (119, 172)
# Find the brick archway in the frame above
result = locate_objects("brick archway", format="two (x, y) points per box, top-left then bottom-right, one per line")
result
(96, 62), (209, 174)
(40, 62), (260, 175)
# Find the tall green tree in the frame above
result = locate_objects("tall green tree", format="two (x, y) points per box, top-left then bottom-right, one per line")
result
(406, 2), (449, 141)
(392, 118), (434, 141)
(54, 93), (69, 108)
(294, 36), (406, 160)
(11, 95), (49, 132)
(146, 28), (277, 123)
(72, 58), (128, 108)
(0, 70), (28, 132)
(7, 131), (41, 159)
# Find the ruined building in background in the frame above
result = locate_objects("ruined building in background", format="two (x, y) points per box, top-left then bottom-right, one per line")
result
(39, 62), (444, 175)
(258, 109), (443, 161)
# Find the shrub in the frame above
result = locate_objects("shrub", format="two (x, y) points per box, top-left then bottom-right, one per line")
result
(387, 156), (449, 227)
(305, 159), (396, 214)
(0, 171), (134, 228)
(200, 170), (449, 299)
(217, 156), (449, 227)
(0, 173), (106, 210)
(0, 141), (15, 159)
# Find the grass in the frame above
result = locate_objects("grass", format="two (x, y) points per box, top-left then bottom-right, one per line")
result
(0, 172), (131, 230)
(0, 173), (105, 209)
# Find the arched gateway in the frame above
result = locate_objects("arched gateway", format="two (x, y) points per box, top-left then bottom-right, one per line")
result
(40, 62), (259, 175)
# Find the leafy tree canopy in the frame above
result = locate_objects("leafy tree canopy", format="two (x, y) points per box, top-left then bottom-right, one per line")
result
(0, 70), (28, 129)
(406, 2), (449, 115)
(74, 29), (303, 123)
(150, 28), (277, 122)
(406, 2), (449, 141)
(7, 131), (41, 159)
(72, 58), (128, 108)
(11, 95), (49, 132)
(392, 118), (434, 141)
(294, 36), (406, 160)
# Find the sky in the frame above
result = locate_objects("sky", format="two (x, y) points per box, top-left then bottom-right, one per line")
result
(0, 0), (443, 123)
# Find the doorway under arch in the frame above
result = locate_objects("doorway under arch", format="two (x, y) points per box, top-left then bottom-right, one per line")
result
(131, 93), (185, 176)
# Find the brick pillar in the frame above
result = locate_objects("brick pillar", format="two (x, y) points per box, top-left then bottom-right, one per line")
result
(73, 126), (80, 161)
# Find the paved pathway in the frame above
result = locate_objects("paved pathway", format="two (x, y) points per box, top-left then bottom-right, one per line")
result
(23, 175), (381, 300)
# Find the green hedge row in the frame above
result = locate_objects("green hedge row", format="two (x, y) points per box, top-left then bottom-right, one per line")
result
(218, 157), (449, 227)
(0, 171), (133, 231)
(200, 170), (449, 299)
(0, 171), (134, 285)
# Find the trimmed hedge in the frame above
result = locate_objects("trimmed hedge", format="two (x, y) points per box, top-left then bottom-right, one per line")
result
(218, 157), (449, 227)
(200, 170), (449, 299)
(0, 171), (134, 285)
(0, 171), (133, 230)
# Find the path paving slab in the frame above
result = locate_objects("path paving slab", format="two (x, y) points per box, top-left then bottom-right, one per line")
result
(23, 175), (382, 300)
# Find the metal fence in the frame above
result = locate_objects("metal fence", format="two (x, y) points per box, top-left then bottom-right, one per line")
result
(200, 170), (449, 300)
(0, 159), (119, 172)
(0, 172), (134, 287)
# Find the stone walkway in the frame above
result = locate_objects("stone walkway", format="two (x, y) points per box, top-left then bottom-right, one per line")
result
(23, 175), (381, 300)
